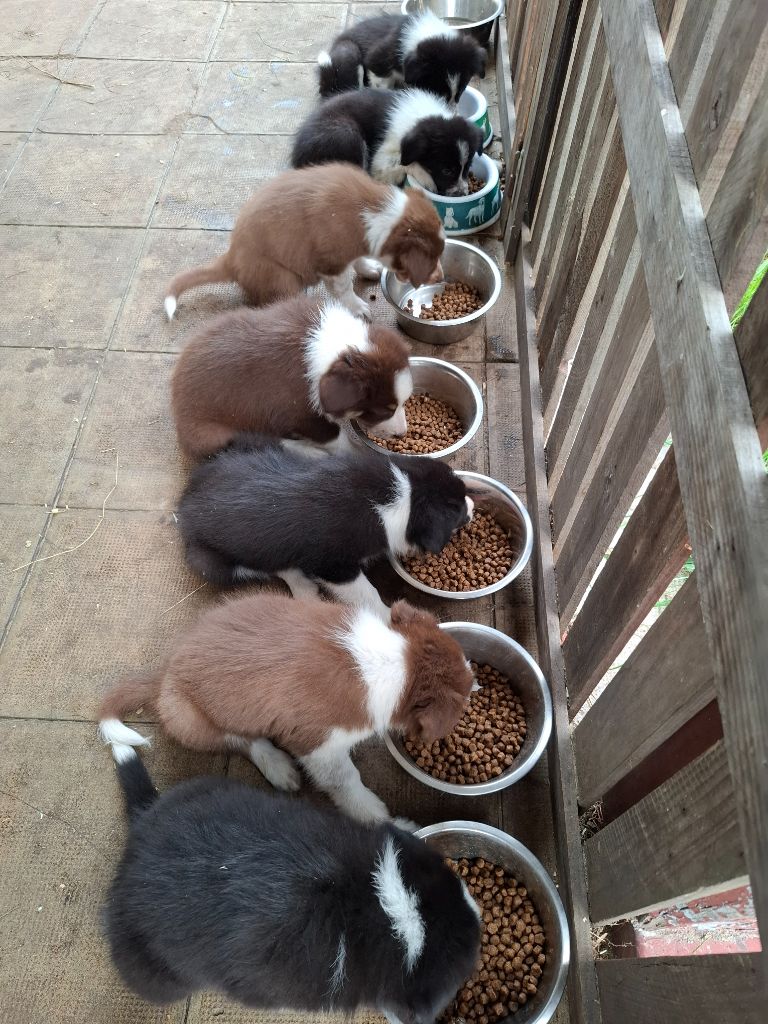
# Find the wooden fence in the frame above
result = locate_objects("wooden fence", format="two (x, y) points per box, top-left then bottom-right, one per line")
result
(497, 0), (768, 1019)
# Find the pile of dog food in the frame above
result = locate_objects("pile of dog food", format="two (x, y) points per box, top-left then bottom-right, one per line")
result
(404, 662), (526, 784)
(368, 393), (464, 453)
(443, 857), (547, 1022)
(407, 281), (485, 321)
(403, 509), (514, 590)
(468, 172), (486, 195)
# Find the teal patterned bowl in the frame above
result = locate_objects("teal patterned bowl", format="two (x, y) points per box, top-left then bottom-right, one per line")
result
(458, 85), (493, 148)
(406, 153), (501, 236)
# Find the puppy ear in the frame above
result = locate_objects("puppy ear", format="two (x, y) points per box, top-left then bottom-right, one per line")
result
(399, 246), (437, 288)
(400, 127), (425, 169)
(474, 47), (487, 80)
(408, 500), (457, 554)
(472, 124), (484, 156)
(318, 357), (366, 417)
(390, 599), (435, 627)
(412, 700), (443, 745)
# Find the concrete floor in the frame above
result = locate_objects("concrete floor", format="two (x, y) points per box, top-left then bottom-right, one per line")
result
(0, 3), (556, 1022)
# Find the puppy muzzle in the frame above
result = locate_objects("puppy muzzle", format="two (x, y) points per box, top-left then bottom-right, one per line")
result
(374, 406), (408, 438)
(427, 262), (444, 285)
(445, 182), (470, 198)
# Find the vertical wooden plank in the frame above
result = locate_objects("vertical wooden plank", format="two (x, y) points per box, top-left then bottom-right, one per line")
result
(597, 955), (762, 1024)
(504, 1), (578, 258)
(585, 741), (745, 923)
(516, 232), (601, 1024)
(734, 279), (768, 447)
(601, 0), (768, 961)
(561, 447), (688, 708)
(573, 573), (715, 806)
(684, 0), (768, 187)
(552, 329), (669, 627)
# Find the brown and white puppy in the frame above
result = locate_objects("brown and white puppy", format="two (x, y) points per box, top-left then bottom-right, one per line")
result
(172, 295), (412, 461)
(164, 163), (445, 323)
(99, 596), (474, 825)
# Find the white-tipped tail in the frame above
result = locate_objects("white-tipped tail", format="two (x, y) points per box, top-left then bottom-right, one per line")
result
(317, 50), (332, 67)
(164, 295), (177, 321)
(99, 717), (150, 755)
(111, 741), (138, 764)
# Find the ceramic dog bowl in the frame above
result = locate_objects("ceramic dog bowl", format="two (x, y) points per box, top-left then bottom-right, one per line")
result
(389, 470), (533, 599)
(349, 356), (482, 459)
(386, 622), (552, 795)
(406, 153), (501, 236)
(458, 84), (493, 148)
(401, 0), (504, 46)
(381, 238), (501, 345)
(415, 821), (570, 1024)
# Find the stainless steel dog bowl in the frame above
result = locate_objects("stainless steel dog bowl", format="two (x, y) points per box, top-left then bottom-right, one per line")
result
(401, 0), (504, 45)
(386, 622), (552, 794)
(350, 357), (482, 459)
(416, 821), (570, 1024)
(389, 471), (533, 599)
(381, 239), (501, 345)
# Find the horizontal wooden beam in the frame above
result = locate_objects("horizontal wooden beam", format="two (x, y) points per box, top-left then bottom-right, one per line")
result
(597, 954), (762, 1024)
(585, 741), (746, 923)
(601, 0), (768, 962)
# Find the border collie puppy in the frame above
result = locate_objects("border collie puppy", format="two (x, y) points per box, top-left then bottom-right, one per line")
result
(176, 435), (473, 614)
(318, 11), (486, 103)
(99, 595), (474, 823)
(172, 296), (412, 461)
(103, 750), (481, 1016)
(164, 164), (444, 323)
(292, 89), (484, 197)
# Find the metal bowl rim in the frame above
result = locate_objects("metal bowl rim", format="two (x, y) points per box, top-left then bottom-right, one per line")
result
(407, 152), (499, 205)
(385, 622), (553, 794)
(400, 0), (505, 31)
(414, 819), (571, 1024)
(381, 240), (502, 328)
(387, 471), (534, 598)
(350, 357), (483, 459)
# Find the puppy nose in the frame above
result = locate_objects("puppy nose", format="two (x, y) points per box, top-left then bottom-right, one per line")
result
(465, 496), (475, 520)
(427, 262), (444, 285)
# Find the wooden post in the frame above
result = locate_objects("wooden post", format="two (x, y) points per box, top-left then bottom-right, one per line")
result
(600, 0), (768, 975)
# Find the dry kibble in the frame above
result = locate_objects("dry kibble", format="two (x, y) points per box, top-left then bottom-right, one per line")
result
(404, 663), (526, 783)
(468, 172), (486, 194)
(402, 509), (514, 591)
(441, 857), (547, 1023)
(367, 393), (463, 454)
(406, 280), (485, 322)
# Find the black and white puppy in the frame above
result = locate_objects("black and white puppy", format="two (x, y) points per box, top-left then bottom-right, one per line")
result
(105, 750), (482, 1019)
(292, 88), (484, 197)
(318, 11), (486, 103)
(176, 434), (473, 615)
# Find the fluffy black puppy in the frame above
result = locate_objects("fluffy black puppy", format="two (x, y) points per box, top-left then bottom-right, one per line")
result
(176, 435), (473, 614)
(105, 749), (482, 1019)
(292, 88), (484, 197)
(318, 11), (485, 102)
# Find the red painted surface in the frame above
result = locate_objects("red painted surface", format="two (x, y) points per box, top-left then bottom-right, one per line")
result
(631, 885), (761, 956)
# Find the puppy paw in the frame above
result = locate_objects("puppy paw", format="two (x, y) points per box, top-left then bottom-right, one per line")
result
(343, 294), (373, 321)
(249, 740), (301, 792)
(391, 816), (420, 834)
(353, 257), (383, 281)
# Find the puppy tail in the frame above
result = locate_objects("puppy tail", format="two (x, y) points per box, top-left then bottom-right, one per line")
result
(98, 671), (162, 760)
(317, 41), (363, 97)
(115, 747), (159, 822)
(164, 254), (232, 320)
